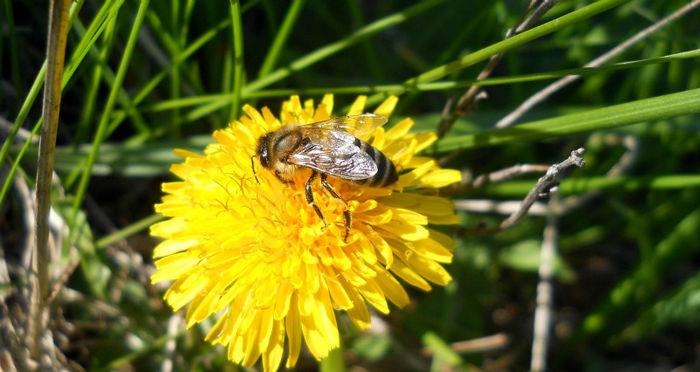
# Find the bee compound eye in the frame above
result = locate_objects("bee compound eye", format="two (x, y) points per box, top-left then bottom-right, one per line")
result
(257, 135), (270, 168)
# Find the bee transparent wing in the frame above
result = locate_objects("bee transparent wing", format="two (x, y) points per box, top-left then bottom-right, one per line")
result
(310, 113), (387, 137)
(288, 129), (378, 180)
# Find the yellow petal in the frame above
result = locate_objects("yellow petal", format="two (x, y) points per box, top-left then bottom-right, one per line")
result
(347, 95), (367, 115)
(343, 280), (371, 330)
(389, 258), (432, 291)
(152, 239), (198, 258)
(419, 169), (463, 188)
(374, 95), (398, 117)
(321, 93), (334, 116)
(385, 118), (414, 141)
(262, 320), (285, 372)
(358, 278), (389, 314)
(285, 294), (302, 368)
(376, 269), (410, 308)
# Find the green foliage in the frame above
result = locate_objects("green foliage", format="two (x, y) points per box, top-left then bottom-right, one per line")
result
(1, 0), (699, 370)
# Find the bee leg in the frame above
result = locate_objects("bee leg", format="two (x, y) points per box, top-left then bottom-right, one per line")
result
(251, 155), (259, 183)
(274, 170), (293, 184)
(305, 171), (326, 227)
(320, 174), (351, 242)
(319, 174), (347, 204)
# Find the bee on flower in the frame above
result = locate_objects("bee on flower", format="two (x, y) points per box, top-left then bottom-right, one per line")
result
(151, 94), (462, 371)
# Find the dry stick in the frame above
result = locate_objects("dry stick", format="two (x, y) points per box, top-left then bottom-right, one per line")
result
(454, 199), (549, 217)
(530, 193), (559, 372)
(553, 135), (638, 215)
(29, 0), (72, 365)
(495, 0), (700, 129)
(442, 163), (550, 195)
(455, 135), (637, 218)
(458, 148), (585, 236)
(437, 0), (560, 138)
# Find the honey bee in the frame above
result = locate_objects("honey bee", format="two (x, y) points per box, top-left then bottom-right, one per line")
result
(255, 113), (398, 241)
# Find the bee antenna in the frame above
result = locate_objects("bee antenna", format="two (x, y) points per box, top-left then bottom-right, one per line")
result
(251, 155), (260, 184)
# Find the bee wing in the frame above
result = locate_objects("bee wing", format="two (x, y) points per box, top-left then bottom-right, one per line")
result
(288, 129), (377, 180)
(310, 113), (387, 137)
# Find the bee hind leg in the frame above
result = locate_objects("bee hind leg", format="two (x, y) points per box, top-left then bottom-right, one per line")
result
(320, 173), (351, 242)
(305, 171), (326, 227)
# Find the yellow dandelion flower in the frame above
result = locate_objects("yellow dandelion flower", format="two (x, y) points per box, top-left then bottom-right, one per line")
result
(151, 94), (462, 371)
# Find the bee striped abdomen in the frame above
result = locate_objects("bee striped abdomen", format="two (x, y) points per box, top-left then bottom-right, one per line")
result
(353, 138), (398, 187)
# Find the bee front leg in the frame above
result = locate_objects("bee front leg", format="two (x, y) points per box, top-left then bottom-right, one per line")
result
(320, 173), (351, 242)
(305, 171), (326, 227)
(274, 170), (293, 184)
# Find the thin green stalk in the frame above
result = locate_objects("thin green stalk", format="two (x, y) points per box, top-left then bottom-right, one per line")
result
(70, 0), (151, 225)
(159, 0), (451, 122)
(180, 0), (196, 47)
(346, 0), (383, 80)
(229, 0), (245, 122)
(257, 0), (306, 79)
(221, 48), (234, 123)
(243, 0), (450, 93)
(145, 9), (179, 55)
(170, 52), (182, 137)
(96, 214), (164, 249)
(361, 0), (632, 107)
(102, 2), (258, 140)
(31, 0), (72, 363)
(0, 0), (119, 208)
(129, 47), (699, 115)
(171, 0), (182, 137)
(73, 16), (116, 147)
(481, 175), (700, 196)
(63, 0), (125, 92)
(0, 120), (42, 212)
(106, 16), (233, 144)
(0, 64), (45, 209)
(75, 16), (150, 132)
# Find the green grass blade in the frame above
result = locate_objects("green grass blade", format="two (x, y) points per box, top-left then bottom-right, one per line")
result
(580, 208), (700, 336)
(0, 121), (42, 207)
(63, 0), (125, 89)
(362, 0), (632, 107)
(243, 0), (451, 93)
(70, 0), (150, 219)
(257, 0), (306, 79)
(129, 48), (699, 110)
(229, 0), (245, 121)
(435, 87), (700, 152)
(480, 175), (700, 197)
(0, 0), (88, 208)
(615, 270), (700, 343)
(106, 16), (233, 143)
(96, 214), (164, 249)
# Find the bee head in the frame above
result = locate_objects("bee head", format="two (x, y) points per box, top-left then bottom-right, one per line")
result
(257, 133), (271, 169)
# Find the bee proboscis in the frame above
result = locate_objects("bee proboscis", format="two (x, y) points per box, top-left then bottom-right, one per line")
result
(254, 113), (398, 241)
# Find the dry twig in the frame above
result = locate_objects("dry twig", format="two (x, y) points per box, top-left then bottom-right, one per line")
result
(442, 163), (550, 195)
(437, 0), (561, 138)
(457, 148), (586, 236)
(530, 193), (559, 372)
(495, 0), (700, 129)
